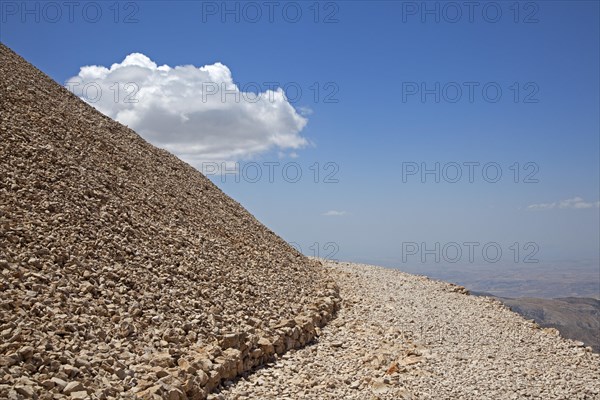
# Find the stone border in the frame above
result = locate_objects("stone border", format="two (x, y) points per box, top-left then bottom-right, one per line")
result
(135, 284), (340, 399)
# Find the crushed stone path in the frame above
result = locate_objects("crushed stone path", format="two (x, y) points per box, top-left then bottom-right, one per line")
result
(218, 261), (600, 400)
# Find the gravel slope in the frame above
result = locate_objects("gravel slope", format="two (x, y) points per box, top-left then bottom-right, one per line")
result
(0, 43), (339, 399)
(220, 261), (600, 400)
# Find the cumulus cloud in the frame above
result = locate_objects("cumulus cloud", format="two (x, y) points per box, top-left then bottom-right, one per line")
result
(65, 53), (308, 167)
(322, 210), (347, 217)
(527, 197), (600, 210)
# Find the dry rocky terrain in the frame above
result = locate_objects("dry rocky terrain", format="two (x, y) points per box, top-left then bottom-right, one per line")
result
(474, 295), (600, 353)
(0, 43), (338, 399)
(221, 261), (600, 399)
(1, 43), (599, 399)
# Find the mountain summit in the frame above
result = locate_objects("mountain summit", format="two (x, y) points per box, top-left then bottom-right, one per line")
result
(0, 43), (338, 399)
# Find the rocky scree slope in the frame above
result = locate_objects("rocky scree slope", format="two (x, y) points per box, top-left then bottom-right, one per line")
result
(0, 43), (339, 399)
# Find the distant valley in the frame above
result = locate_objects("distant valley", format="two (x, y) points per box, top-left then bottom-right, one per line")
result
(472, 294), (600, 353)
(386, 261), (600, 299)
(377, 261), (600, 353)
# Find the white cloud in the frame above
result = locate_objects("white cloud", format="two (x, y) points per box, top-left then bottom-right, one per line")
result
(558, 197), (600, 209)
(277, 151), (300, 159)
(527, 202), (557, 210)
(66, 53), (308, 167)
(322, 210), (347, 217)
(298, 106), (314, 116)
(528, 197), (600, 210)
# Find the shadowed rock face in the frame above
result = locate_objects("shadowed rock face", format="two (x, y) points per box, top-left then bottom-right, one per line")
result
(0, 44), (339, 399)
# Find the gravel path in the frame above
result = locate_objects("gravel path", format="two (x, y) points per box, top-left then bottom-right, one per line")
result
(219, 261), (600, 399)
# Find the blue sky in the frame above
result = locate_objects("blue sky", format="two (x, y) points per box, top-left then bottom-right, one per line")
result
(2, 1), (599, 293)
